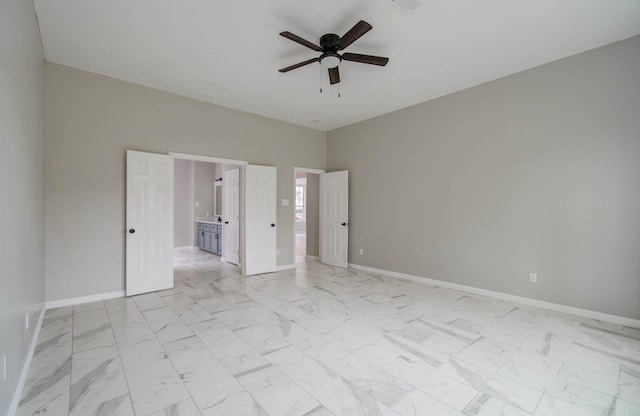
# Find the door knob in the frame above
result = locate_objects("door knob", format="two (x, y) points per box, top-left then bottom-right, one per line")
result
(224, 221), (229, 224)
(271, 223), (276, 227)
(341, 222), (347, 226)
(129, 228), (136, 234)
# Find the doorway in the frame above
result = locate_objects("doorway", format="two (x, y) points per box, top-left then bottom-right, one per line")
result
(292, 167), (350, 270)
(293, 167), (323, 264)
(171, 153), (245, 274)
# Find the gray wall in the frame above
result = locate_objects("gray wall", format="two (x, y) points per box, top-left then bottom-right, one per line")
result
(45, 63), (326, 302)
(194, 161), (215, 218)
(306, 174), (320, 257)
(327, 35), (640, 319)
(0, 0), (45, 413)
(174, 159), (194, 247)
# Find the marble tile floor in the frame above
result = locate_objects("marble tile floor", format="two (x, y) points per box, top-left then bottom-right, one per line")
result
(295, 232), (306, 260)
(17, 249), (640, 416)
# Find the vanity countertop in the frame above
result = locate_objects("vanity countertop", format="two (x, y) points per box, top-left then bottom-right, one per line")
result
(196, 217), (222, 225)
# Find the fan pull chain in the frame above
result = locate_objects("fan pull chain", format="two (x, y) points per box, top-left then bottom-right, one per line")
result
(319, 64), (323, 94)
(338, 84), (341, 98)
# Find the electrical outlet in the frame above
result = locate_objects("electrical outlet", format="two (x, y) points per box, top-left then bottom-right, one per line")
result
(25, 313), (29, 330)
(359, 249), (364, 255)
(277, 249), (281, 256)
(529, 273), (538, 283)
(195, 201), (200, 208)
(3, 355), (6, 380)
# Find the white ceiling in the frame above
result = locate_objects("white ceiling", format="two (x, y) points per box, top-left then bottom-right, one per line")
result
(34, 0), (640, 131)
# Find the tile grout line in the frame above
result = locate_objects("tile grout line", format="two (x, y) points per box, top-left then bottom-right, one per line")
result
(179, 263), (330, 415)
(134, 292), (197, 415)
(176, 267), (274, 416)
(103, 299), (139, 416)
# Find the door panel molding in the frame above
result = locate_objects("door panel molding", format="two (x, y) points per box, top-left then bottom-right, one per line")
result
(126, 150), (174, 296)
(245, 165), (277, 275)
(320, 170), (349, 268)
(224, 168), (240, 265)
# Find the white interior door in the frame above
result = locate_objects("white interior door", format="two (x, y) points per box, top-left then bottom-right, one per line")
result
(126, 150), (174, 296)
(223, 168), (240, 265)
(245, 165), (277, 275)
(320, 170), (349, 268)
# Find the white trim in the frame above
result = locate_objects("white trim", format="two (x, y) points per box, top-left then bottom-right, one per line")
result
(348, 263), (640, 328)
(45, 290), (125, 309)
(169, 152), (248, 165)
(274, 264), (296, 272)
(8, 306), (45, 416)
(294, 167), (325, 175)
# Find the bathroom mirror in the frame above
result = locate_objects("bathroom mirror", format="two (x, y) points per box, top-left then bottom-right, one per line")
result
(214, 182), (223, 218)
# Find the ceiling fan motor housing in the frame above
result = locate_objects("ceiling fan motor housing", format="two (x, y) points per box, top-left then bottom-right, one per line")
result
(319, 34), (342, 68)
(320, 34), (340, 51)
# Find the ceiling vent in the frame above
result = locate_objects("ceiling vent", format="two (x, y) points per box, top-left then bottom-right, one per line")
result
(387, 0), (422, 13)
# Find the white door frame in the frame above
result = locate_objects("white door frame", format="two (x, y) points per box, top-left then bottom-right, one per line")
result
(293, 167), (325, 264)
(169, 152), (248, 273)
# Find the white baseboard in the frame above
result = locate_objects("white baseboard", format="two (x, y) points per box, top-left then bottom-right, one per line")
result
(45, 290), (125, 309)
(348, 263), (640, 329)
(305, 255), (319, 260)
(8, 306), (45, 416)
(274, 264), (296, 272)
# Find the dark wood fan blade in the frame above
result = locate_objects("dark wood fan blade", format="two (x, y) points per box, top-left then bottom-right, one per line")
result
(279, 31), (322, 52)
(329, 67), (340, 85)
(342, 53), (389, 66)
(278, 57), (319, 73)
(336, 20), (372, 50)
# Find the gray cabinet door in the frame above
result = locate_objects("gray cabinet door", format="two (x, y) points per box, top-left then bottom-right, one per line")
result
(203, 230), (211, 251)
(197, 223), (204, 249)
(211, 225), (219, 254)
(216, 227), (223, 255)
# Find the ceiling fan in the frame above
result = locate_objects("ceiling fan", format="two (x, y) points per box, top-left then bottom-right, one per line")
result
(278, 20), (389, 85)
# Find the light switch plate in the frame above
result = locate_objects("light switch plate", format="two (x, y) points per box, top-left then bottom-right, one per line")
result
(282, 199), (289, 206)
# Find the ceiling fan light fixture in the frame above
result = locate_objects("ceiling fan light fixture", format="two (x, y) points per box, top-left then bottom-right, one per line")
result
(319, 53), (341, 69)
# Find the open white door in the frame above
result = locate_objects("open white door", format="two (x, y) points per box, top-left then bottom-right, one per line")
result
(126, 150), (174, 296)
(320, 170), (349, 268)
(223, 168), (240, 265)
(245, 165), (277, 275)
